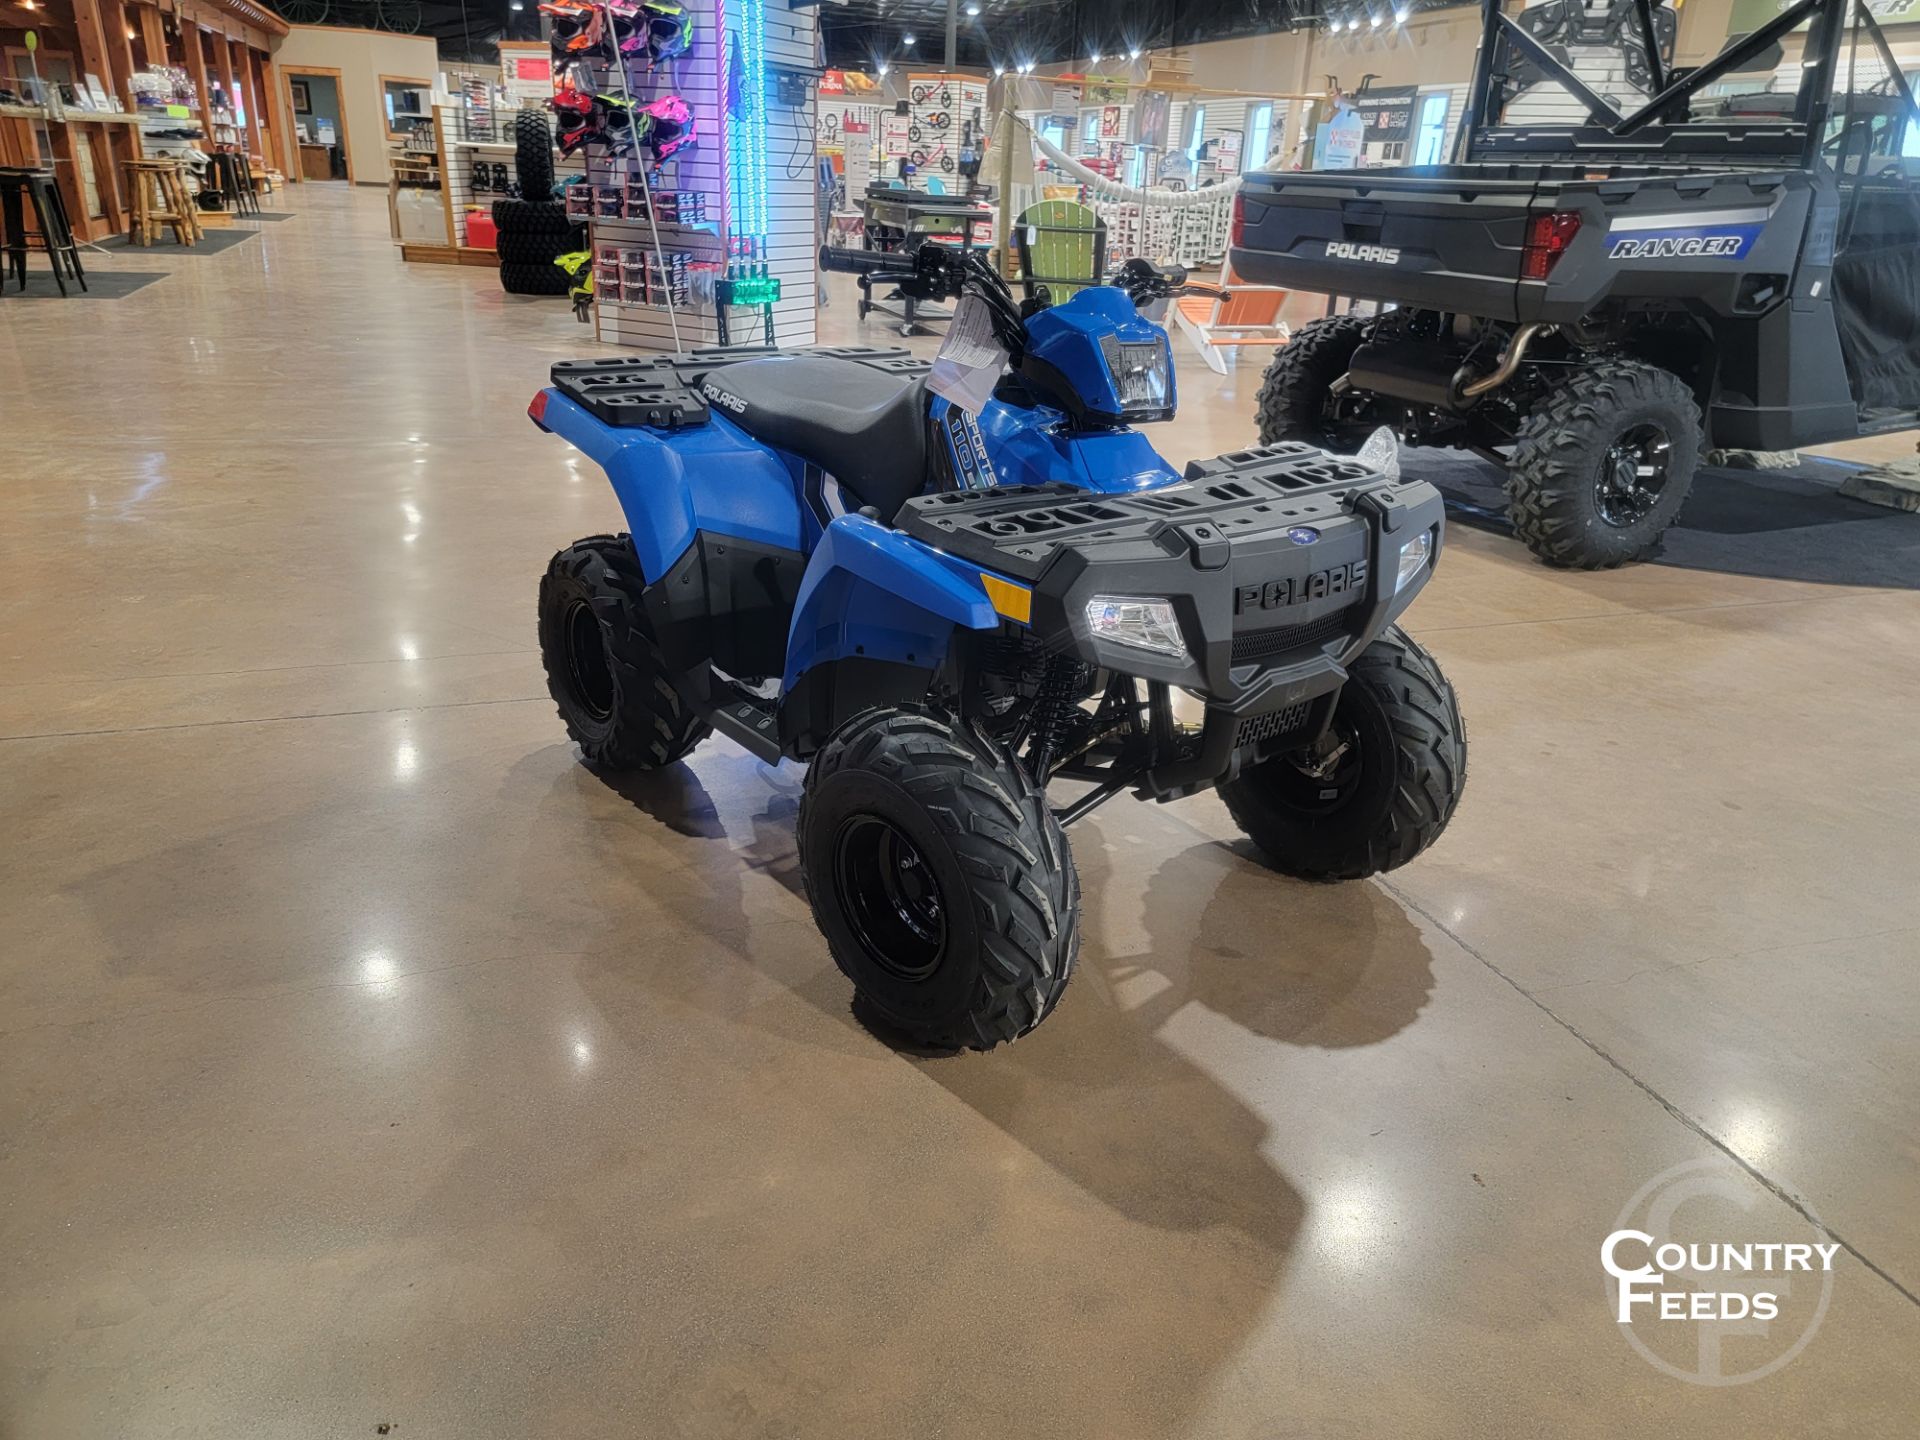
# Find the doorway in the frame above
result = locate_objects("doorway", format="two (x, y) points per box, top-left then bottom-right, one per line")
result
(284, 66), (352, 183)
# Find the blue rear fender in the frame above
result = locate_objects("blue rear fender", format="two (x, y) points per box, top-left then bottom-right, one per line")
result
(783, 514), (1003, 693)
(532, 388), (804, 580)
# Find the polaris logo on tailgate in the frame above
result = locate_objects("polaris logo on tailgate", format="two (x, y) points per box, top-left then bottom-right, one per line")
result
(1325, 241), (1400, 264)
(1235, 559), (1369, 613)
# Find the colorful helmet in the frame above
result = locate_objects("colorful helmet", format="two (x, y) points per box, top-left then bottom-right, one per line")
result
(638, 94), (695, 160)
(540, 0), (605, 56)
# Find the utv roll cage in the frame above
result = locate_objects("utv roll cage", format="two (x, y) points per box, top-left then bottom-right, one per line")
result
(1458, 0), (1920, 168)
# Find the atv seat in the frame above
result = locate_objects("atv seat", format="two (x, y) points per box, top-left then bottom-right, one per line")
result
(702, 356), (928, 519)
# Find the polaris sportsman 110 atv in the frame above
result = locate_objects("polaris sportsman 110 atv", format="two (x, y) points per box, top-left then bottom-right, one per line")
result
(528, 246), (1466, 1049)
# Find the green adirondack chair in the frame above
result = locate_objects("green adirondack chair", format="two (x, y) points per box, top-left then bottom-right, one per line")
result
(1014, 199), (1109, 302)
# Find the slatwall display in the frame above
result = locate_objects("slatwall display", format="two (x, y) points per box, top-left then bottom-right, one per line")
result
(902, 73), (990, 184)
(563, 0), (817, 350)
(445, 130), (586, 248)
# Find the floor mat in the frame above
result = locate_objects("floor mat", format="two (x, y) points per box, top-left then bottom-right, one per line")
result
(101, 228), (260, 256)
(1415, 449), (1920, 589)
(1, 269), (168, 300)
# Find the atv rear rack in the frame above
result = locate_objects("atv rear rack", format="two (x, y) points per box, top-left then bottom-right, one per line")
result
(548, 346), (932, 430)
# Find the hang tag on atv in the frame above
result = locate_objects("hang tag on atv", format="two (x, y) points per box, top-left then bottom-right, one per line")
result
(928, 293), (1009, 415)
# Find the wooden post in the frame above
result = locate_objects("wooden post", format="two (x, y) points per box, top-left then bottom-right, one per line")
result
(231, 38), (263, 161)
(67, 0), (130, 230)
(260, 55), (292, 179)
(211, 26), (239, 138)
(108, 1), (140, 107)
(181, 21), (213, 130)
(135, 2), (169, 66)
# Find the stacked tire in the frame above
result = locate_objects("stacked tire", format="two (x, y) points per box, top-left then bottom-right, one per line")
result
(495, 111), (573, 296)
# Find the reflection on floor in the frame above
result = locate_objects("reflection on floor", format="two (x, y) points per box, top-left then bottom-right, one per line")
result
(2, 184), (1917, 1439)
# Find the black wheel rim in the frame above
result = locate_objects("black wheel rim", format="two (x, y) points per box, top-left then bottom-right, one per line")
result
(561, 598), (615, 722)
(833, 815), (946, 980)
(1596, 423), (1672, 528)
(1266, 721), (1365, 816)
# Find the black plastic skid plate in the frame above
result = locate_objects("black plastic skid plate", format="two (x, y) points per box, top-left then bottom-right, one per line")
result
(550, 346), (931, 430)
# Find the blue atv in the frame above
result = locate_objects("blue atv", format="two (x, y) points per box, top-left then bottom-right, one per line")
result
(527, 245), (1466, 1049)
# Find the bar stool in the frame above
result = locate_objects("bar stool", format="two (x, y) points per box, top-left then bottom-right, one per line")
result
(122, 159), (199, 248)
(231, 153), (261, 216)
(0, 167), (87, 295)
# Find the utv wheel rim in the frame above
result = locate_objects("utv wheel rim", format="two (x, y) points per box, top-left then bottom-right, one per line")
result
(833, 815), (946, 980)
(561, 598), (616, 722)
(1596, 424), (1672, 528)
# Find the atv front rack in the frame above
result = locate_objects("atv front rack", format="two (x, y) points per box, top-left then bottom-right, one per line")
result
(549, 346), (932, 430)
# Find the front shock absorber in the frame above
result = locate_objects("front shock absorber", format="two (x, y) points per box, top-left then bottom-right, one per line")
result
(1025, 656), (1086, 780)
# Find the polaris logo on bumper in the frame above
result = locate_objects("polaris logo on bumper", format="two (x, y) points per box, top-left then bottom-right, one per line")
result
(1325, 241), (1401, 264)
(1235, 559), (1369, 613)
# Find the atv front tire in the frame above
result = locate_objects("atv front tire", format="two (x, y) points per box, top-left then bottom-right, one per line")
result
(1506, 359), (1702, 569)
(1221, 626), (1465, 881)
(538, 535), (709, 770)
(1255, 314), (1372, 448)
(798, 708), (1079, 1050)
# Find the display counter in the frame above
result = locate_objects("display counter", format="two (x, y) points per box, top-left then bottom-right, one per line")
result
(0, 105), (146, 244)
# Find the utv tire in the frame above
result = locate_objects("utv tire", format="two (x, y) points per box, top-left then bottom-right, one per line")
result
(1221, 626), (1465, 882)
(500, 260), (572, 296)
(1255, 314), (1372, 448)
(513, 109), (556, 199)
(490, 198), (572, 235)
(538, 535), (709, 770)
(798, 707), (1079, 1050)
(498, 230), (569, 266)
(1506, 359), (1702, 569)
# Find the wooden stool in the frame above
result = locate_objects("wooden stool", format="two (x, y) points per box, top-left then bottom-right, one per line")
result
(123, 160), (198, 247)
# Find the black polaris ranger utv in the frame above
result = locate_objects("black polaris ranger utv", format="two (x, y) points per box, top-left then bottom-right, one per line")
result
(1232, 0), (1920, 568)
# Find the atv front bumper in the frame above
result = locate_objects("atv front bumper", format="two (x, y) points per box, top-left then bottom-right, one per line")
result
(897, 443), (1444, 795)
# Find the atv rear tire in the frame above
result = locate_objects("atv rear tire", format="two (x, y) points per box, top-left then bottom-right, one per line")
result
(1506, 359), (1702, 569)
(1255, 315), (1372, 448)
(539, 535), (709, 770)
(1221, 626), (1465, 881)
(513, 109), (556, 199)
(798, 707), (1079, 1050)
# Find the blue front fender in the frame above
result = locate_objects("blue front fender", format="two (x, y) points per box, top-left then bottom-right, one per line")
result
(784, 515), (1002, 691)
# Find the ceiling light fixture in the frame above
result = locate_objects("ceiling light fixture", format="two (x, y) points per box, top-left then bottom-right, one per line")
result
(1395, 5), (1410, 19)
(877, 62), (890, 75)
(1090, 52), (1101, 64)
(1370, 12), (1383, 26)
(966, 3), (981, 13)
(902, 33), (915, 46)
(1129, 47), (1142, 60)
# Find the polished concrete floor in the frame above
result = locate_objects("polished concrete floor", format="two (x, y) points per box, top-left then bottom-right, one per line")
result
(3, 185), (1917, 1437)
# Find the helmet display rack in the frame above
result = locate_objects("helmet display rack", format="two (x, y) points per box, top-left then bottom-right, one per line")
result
(547, 0), (819, 353)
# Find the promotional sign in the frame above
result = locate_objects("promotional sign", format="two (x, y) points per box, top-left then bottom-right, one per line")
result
(1132, 89), (1172, 149)
(821, 70), (847, 96)
(1352, 84), (1418, 145)
(1320, 106), (1365, 169)
(514, 56), (552, 83)
(1101, 105), (1122, 139)
(1215, 127), (1243, 172)
(1082, 74), (1129, 106)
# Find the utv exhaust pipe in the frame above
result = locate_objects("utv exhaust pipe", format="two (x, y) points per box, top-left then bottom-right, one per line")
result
(1456, 322), (1555, 401)
(1345, 322), (1554, 412)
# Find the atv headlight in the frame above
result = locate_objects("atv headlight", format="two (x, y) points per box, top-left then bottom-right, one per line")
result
(1098, 335), (1172, 412)
(1395, 529), (1434, 594)
(1086, 596), (1186, 659)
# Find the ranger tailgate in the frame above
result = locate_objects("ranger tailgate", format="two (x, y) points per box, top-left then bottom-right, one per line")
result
(1231, 167), (1540, 321)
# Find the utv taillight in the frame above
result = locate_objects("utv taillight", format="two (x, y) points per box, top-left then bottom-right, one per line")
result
(1522, 210), (1582, 280)
(1231, 194), (1248, 250)
(528, 389), (551, 430)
